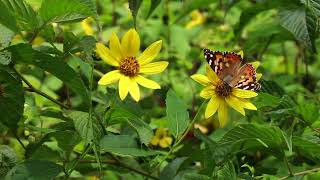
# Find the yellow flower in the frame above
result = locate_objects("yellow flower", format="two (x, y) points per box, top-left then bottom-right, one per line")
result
(191, 60), (259, 127)
(185, 10), (205, 29)
(81, 17), (94, 36)
(96, 29), (168, 102)
(150, 128), (173, 148)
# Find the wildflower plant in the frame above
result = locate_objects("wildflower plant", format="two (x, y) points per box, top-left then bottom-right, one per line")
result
(1, 0), (319, 180)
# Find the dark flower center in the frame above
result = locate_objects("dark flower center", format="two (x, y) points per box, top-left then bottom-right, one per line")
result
(215, 80), (232, 98)
(119, 56), (140, 77)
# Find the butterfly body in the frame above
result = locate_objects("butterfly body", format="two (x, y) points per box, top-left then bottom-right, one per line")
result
(204, 48), (261, 91)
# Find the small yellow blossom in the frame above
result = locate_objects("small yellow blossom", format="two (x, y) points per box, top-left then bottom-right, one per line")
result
(150, 128), (173, 148)
(96, 29), (168, 101)
(81, 17), (94, 36)
(191, 57), (259, 127)
(186, 10), (205, 29)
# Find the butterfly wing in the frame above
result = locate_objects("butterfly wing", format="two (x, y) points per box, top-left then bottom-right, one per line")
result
(203, 49), (242, 84)
(231, 63), (261, 91)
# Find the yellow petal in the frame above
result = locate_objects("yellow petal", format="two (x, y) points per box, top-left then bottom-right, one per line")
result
(96, 43), (119, 66)
(218, 101), (228, 128)
(256, 73), (262, 80)
(129, 79), (140, 102)
(251, 61), (260, 69)
(239, 98), (257, 110)
(206, 66), (219, 82)
(191, 74), (211, 86)
(238, 50), (244, 58)
(118, 75), (130, 100)
(135, 75), (161, 89)
(139, 61), (168, 75)
(98, 70), (121, 85)
(159, 137), (172, 148)
(200, 86), (215, 99)
(138, 40), (162, 65)
(109, 32), (123, 60)
(232, 88), (258, 98)
(205, 96), (220, 118)
(150, 137), (159, 146)
(225, 95), (245, 116)
(121, 29), (140, 57)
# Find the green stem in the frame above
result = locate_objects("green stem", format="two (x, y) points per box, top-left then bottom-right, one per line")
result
(279, 167), (320, 180)
(12, 130), (26, 150)
(284, 155), (294, 177)
(13, 67), (69, 109)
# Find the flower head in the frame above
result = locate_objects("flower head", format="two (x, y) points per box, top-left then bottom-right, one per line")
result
(96, 29), (168, 101)
(185, 10), (205, 29)
(191, 59), (259, 127)
(81, 17), (94, 36)
(150, 128), (173, 148)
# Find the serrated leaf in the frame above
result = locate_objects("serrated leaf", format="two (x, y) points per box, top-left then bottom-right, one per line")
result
(166, 89), (189, 138)
(146, 0), (161, 19)
(128, 0), (142, 28)
(297, 102), (319, 125)
(1, 0), (39, 31)
(279, 7), (317, 52)
(127, 118), (153, 145)
(293, 136), (320, 161)
(39, 0), (96, 24)
(0, 1), (19, 32)
(99, 135), (159, 156)
(0, 67), (24, 129)
(160, 157), (188, 180)
(7, 43), (90, 107)
(301, 0), (320, 17)
(5, 160), (63, 180)
(217, 161), (237, 180)
(260, 79), (285, 97)
(0, 24), (14, 49)
(0, 51), (11, 65)
(68, 111), (103, 143)
(0, 145), (18, 177)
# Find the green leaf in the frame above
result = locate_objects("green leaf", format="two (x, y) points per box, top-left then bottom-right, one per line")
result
(0, 51), (11, 65)
(160, 157), (188, 180)
(39, 0), (96, 24)
(99, 135), (159, 156)
(68, 111), (103, 143)
(279, 7), (317, 52)
(219, 124), (284, 156)
(128, 0), (142, 28)
(8, 44), (90, 107)
(174, 0), (214, 23)
(182, 174), (211, 180)
(1, 0), (39, 31)
(0, 67), (24, 129)
(146, 0), (161, 19)
(293, 136), (320, 161)
(166, 89), (189, 138)
(297, 101), (319, 125)
(127, 118), (153, 145)
(0, 24), (15, 49)
(5, 160), (63, 180)
(301, 0), (320, 17)
(253, 92), (281, 108)
(0, 145), (18, 177)
(217, 161), (237, 180)
(260, 79), (285, 97)
(0, 1), (19, 32)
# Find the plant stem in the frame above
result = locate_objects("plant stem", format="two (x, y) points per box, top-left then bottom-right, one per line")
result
(13, 67), (69, 109)
(284, 155), (294, 177)
(279, 167), (320, 180)
(12, 130), (26, 150)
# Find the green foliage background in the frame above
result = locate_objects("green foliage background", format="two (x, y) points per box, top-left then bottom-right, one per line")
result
(0, 0), (320, 179)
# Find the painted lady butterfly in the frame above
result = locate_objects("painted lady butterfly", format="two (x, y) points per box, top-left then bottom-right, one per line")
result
(203, 48), (261, 91)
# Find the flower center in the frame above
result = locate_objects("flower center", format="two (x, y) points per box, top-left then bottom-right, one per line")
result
(215, 80), (232, 98)
(119, 56), (140, 77)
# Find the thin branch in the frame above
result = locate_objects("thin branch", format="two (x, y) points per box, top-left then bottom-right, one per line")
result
(284, 155), (294, 177)
(12, 130), (26, 150)
(279, 167), (320, 180)
(13, 67), (69, 109)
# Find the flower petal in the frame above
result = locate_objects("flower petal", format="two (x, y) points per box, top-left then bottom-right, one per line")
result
(118, 75), (130, 100)
(96, 43), (119, 66)
(138, 40), (162, 65)
(139, 61), (168, 75)
(251, 61), (260, 69)
(218, 101), (228, 128)
(200, 86), (215, 99)
(135, 75), (161, 89)
(121, 29), (140, 57)
(150, 137), (159, 146)
(191, 74), (211, 86)
(238, 50), (244, 58)
(206, 66), (219, 82)
(109, 32), (123, 60)
(98, 70), (121, 85)
(232, 88), (258, 98)
(225, 95), (245, 116)
(159, 137), (172, 148)
(239, 98), (257, 110)
(205, 95), (220, 118)
(129, 78), (140, 102)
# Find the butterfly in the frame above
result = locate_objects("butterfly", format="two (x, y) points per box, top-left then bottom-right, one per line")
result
(203, 48), (261, 91)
